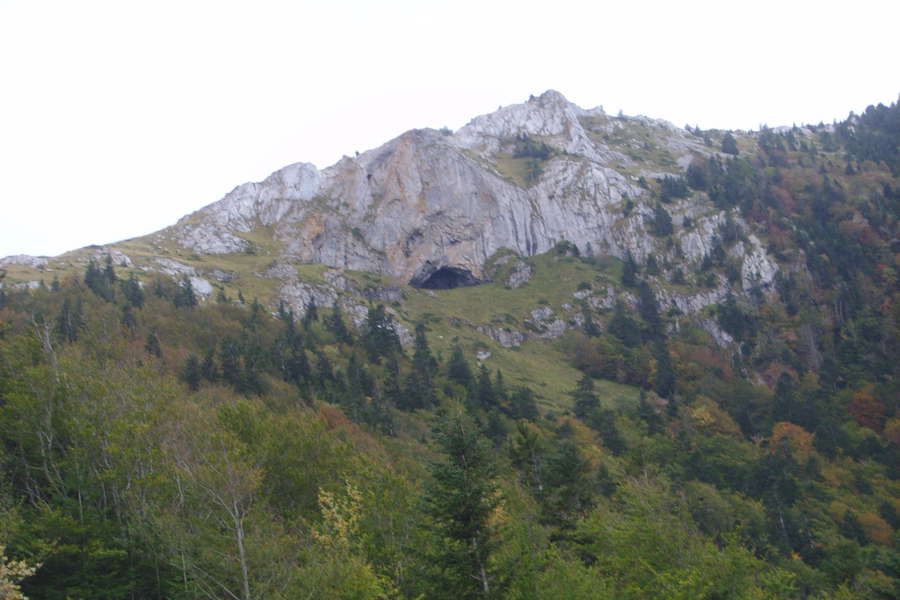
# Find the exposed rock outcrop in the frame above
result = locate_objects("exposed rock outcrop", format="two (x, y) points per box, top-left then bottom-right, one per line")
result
(158, 90), (778, 337)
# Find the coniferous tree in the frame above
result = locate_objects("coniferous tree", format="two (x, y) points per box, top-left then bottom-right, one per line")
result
(581, 302), (601, 337)
(173, 276), (197, 308)
(659, 175), (689, 202)
(144, 331), (162, 358)
(325, 302), (353, 344)
(290, 346), (311, 388)
(508, 386), (539, 421)
(622, 251), (638, 288)
(651, 203), (674, 236)
(103, 254), (117, 283)
(447, 345), (473, 390)
(638, 280), (663, 337)
(362, 304), (401, 364)
(200, 348), (218, 382)
(246, 297), (264, 331)
(509, 421), (545, 496)
(219, 339), (242, 388)
(722, 131), (739, 155)
(120, 273), (144, 308)
(608, 301), (641, 348)
(589, 408), (627, 455)
(314, 350), (335, 389)
(84, 259), (114, 302)
(152, 277), (168, 299)
(423, 415), (499, 599)
(653, 338), (676, 400)
(492, 370), (507, 405)
(276, 300), (292, 323)
(302, 298), (319, 329)
(475, 363), (495, 410)
(571, 374), (599, 420)
(772, 372), (796, 424)
(55, 297), (83, 343)
(382, 354), (403, 408)
(412, 323), (438, 375)
(686, 159), (708, 190)
(182, 354), (202, 391)
(120, 304), (137, 333)
(544, 439), (593, 522)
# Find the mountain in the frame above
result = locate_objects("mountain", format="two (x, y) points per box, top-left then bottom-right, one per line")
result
(5, 91), (779, 350)
(1, 91), (898, 600)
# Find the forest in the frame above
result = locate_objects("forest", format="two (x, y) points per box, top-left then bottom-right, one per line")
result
(1, 100), (898, 599)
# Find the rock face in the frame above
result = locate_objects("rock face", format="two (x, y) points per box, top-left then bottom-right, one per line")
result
(168, 90), (778, 306)
(0, 255), (49, 268)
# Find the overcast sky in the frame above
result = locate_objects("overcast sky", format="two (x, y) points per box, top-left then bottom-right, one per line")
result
(1, 0), (897, 258)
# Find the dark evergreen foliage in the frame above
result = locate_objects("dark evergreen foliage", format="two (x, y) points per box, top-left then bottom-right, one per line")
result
(423, 415), (499, 598)
(721, 131), (739, 155)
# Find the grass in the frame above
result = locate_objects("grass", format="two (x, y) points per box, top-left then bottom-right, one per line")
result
(493, 154), (538, 187)
(579, 114), (680, 170)
(1, 219), (646, 412)
(396, 251), (640, 410)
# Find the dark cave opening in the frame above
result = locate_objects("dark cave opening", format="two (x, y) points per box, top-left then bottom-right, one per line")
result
(415, 266), (479, 290)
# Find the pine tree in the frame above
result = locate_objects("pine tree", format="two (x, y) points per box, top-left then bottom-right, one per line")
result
(201, 348), (218, 382)
(608, 301), (641, 348)
(447, 345), (473, 390)
(589, 409), (627, 455)
(638, 280), (663, 337)
(423, 415), (499, 598)
(475, 363), (495, 409)
(54, 297), (84, 343)
(622, 251), (638, 288)
(182, 354), (202, 391)
(571, 374), (599, 420)
(120, 273), (144, 308)
(325, 302), (353, 344)
(509, 421), (545, 496)
(362, 304), (401, 364)
(84, 259), (114, 301)
(582, 302), (601, 337)
(303, 298), (319, 328)
(120, 304), (137, 333)
(103, 254), (117, 283)
(722, 132), (739, 155)
(173, 276), (197, 308)
(144, 331), (162, 358)
(492, 370), (507, 405)
(651, 203), (674, 236)
(219, 340), (242, 388)
(412, 323), (438, 375)
(508, 386), (539, 421)
(653, 338), (676, 400)
(544, 439), (593, 522)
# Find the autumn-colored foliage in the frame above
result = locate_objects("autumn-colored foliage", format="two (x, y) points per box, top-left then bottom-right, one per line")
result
(848, 386), (887, 431)
(771, 422), (814, 462)
(858, 512), (894, 546)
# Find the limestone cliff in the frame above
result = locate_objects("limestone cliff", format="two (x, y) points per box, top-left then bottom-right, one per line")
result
(167, 90), (777, 301)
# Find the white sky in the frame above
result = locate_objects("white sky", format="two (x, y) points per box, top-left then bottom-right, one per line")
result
(1, 0), (897, 258)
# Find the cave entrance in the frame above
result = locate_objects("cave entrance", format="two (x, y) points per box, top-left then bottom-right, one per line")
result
(416, 266), (479, 290)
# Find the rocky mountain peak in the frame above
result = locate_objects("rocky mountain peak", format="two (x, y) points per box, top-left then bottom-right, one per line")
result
(451, 89), (607, 162)
(146, 91), (778, 331)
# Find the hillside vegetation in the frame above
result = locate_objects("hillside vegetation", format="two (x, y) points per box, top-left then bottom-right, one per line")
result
(1, 99), (899, 599)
